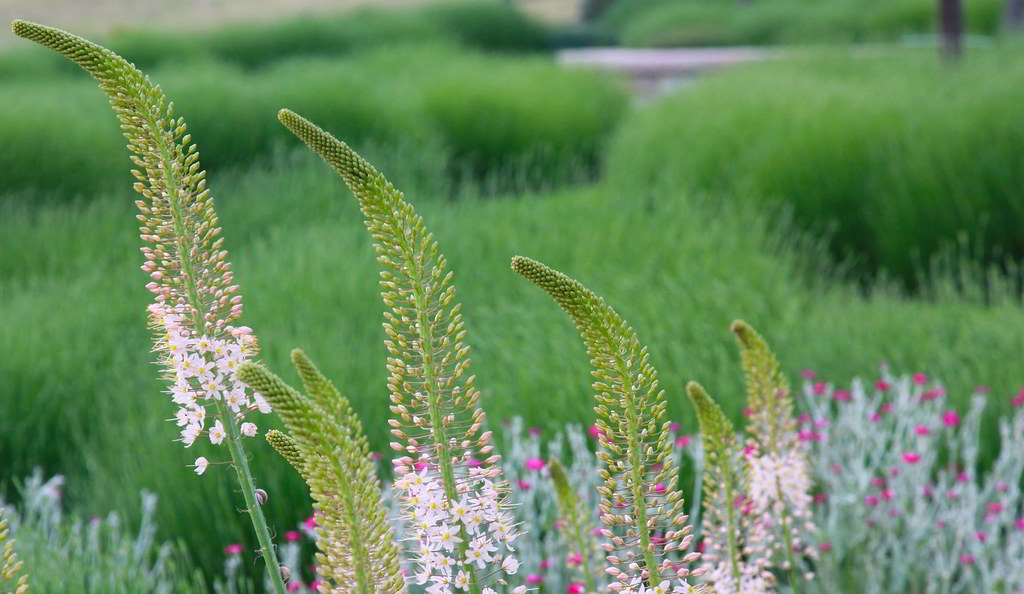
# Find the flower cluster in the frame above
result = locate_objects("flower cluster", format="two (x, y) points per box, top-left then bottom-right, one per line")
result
(395, 463), (524, 593)
(149, 303), (270, 471)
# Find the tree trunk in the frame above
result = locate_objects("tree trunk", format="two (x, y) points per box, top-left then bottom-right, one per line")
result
(938, 0), (964, 60)
(1008, 0), (1024, 31)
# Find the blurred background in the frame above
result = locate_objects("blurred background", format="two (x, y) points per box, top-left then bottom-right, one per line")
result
(2, 0), (1023, 589)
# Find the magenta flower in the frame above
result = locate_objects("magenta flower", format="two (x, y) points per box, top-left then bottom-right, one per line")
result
(833, 390), (852, 402)
(304, 515), (316, 529)
(525, 458), (546, 471)
(921, 388), (944, 402)
(987, 502), (1004, 513)
(871, 476), (886, 488)
(468, 457), (482, 468)
(742, 407), (754, 418)
(528, 427), (541, 437)
(864, 495), (879, 507)
(653, 483), (666, 493)
(875, 380), (890, 391)
(819, 542), (833, 553)
(975, 531), (987, 543)
(881, 489), (894, 501)
(1016, 518), (1024, 531)
(566, 552), (582, 566)
(914, 425), (931, 436)
(902, 452), (921, 464)
(959, 554), (975, 565)
(1012, 389), (1024, 408)
(913, 373), (928, 385)
(517, 480), (532, 491)
(812, 382), (827, 395)
(526, 574), (544, 584)
(802, 369), (816, 379)
(587, 425), (604, 439)
(996, 481), (1009, 492)
(956, 472), (970, 484)
(942, 410), (959, 427)
(539, 559), (551, 570)
(814, 493), (828, 504)
(568, 583), (586, 594)
(370, 451), (382, 461)
(675, 435), (692, 448)
(224, 544), (244, 555)
(287, 583), (302, 592)
(284, 530), (300, 542)
(669, 422), (681, 431)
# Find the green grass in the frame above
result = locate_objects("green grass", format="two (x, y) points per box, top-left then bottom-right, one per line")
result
(0, 43), (627, 199)
(599, 0), (1004, 47)
(607, 47), (1024, 283)
(3, 150), (1024, 580)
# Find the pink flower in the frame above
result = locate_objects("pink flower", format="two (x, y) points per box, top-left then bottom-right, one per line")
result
(830, 463), (842, 474)
(870, 412), (882, 423)
(813, 492), (828, 504)
(468, 457), (482, 468)
(284, 530), (300, 542)
(802, 370), (816, 379)
(921, 388), (944, 402)
(743, 407), (754, 418)
(224, 544), (243, 555)
(529, 427), (541, 437)
(370, 451), (382, 461)
(798, 413), (811, 424)
(975, 531), (988, 543)
(871, 477), (887, 488)
(946, 489), (959, 500)
(819, 542), (833, 553)
(539, 559), (551, 570)
(568, 583), (586, 594)
(311, 581), (322, 590)
(525, 458), (546, 471)
(669, 422), (681, 432)
(914, 425), (931, 436)
(1016, 518), (1024, 531)
(675, 435), (692, 448)
(942, 410), (959, 428)
(996, 481), (1009, 492)
(881, 489), (894, 501)
(960, 554), (975, 565)
(1012, 389), (1024, 408)
(799, 430), (821, 442)
(902, 452), (920, 464)
(517, 479), (532, 491)
(975, 385), (990, 394)
(864, 495), (879, 507)
(881, 403), (893, 413)
(743, 445), (757, 457)
(913, 373), (928, 385)
(921, 484), (934, 497)
(526, 574), (544, 584)
(833, 390), (852, 402)
(812, 382), (827, 395)
(287, 583), (302, 592)
(653, 483), (666, 493)
(987, 502), (1004, 513)
(815, 418), (830, 429)
(875, 380), (890, 391)
(304, 516), (316, 529)
(588, 425), (604, 439)
(956, 472), (970, 484)
(566, 552), (582, 566)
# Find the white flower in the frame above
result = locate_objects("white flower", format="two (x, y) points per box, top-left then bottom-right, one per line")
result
(194, 457), (209, 475)
(241, 422), (257, 437)
(181, 423), (201, 447)
(501, 555), (520, 575)
(209, 420), (226, 445)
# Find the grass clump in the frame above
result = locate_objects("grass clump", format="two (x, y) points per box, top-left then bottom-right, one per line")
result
(0, 44), (626, 200)
(607, 48), (1024, 283)
(601, 0), (1004, 47)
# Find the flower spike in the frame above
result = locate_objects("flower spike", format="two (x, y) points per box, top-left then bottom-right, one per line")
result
(278, 109), (521, 593)
(550, 458), (600, 593)
(1, 507), (29, 594)
(511, 256), (703, 590)
(238, 358), (405, 594)
(10, 20), (284, 591)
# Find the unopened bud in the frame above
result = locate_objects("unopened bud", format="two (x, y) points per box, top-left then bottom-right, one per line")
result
(254, 488), (268, 506)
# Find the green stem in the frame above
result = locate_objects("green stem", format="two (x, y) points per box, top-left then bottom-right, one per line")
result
(329, 455), (373, 594)
(776, 478), (800, 594)
(721, 454), (741, 583)
(574, 518), (596, 593)
(406, 250), (480, 594)
(155, 122), (286, 594)
(615, 354), (659, 586)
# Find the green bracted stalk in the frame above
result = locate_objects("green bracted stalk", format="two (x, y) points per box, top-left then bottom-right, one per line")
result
(9, 21), (287, 593)
(687, 382), (741, 583)
(405, 239), (480, 594)
(550, 459), (596, 593)
(616, 353), (661, 586)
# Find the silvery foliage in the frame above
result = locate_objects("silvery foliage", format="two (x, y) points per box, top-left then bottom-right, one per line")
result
(799, 369), (1024, 594)
(2, 469), (201, 593)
